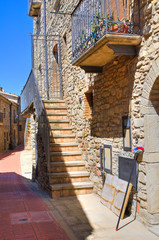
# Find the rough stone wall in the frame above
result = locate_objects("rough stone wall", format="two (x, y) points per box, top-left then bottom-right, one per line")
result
(0, 97), (11, 152)
(32, 0), (159, 227)
(18, 116), (26, 145)
(12, 104), (18, 148)
(36, 131), (50, 192)
(130, 0), (159, 226)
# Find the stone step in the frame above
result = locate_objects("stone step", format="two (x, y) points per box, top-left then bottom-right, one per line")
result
(50, 127), (72, 135)
(49, 171), (90, 184)
(46, 109), (67, 114)
(50, 160), (85, 172)
(49, 119), (70, 123)
(43, 99), (65, 103)
(45, 105), (67, 114)
(50, 134), (75, 143)
(50, 151), (81, 162)
(50, 134), (76, 143)
(43, 100), (66, 107)
(47, 112), (68, 120)
(48, 119), (70, 128)
(47, 112), (67, 116)
(50, 151), (81, 156)
(50, 142), (78, 152)
(45, 106), (66, 109)
(50, 181), (93, 198)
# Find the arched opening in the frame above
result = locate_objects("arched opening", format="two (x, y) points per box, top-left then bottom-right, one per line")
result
(144, 76), (159, 217)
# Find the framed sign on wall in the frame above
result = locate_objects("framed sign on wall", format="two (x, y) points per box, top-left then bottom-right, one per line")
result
(122, 116), (132, 151)
(100, 145), (112, 174)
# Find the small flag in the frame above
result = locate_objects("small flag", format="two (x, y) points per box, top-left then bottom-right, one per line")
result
(132, 146), (144, 154)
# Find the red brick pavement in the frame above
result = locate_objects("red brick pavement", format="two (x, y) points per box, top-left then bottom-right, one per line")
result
(0, 146), (69, 240)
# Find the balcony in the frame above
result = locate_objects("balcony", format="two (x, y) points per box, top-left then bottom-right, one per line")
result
(71, 0), (141, 72)
(0, 112), (3, 125)
(28, 0), (42, 17)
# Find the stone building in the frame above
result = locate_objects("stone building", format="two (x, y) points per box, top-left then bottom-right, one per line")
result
(21, 0), (159, 232)
(0, 88), (25, 152)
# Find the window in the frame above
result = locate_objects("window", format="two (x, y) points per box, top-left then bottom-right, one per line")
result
(13, 110), (16, 123)
(63, 32), (67, 45)
(0, 112), (3, 123)
(122, 116), (132, 151)
(18, 125), (22, 131)
(3, 108), (5, 118)
(84, 91), (94, 119)
(53, 43), (58, 64)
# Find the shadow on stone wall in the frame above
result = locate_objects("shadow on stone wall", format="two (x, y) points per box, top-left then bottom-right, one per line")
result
(35, 111), (94, 240)
(149, 76), (159, 115)
(90, 56), (135, 139)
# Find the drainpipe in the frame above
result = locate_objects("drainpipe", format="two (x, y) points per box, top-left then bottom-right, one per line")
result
(43, 0), (49, 100)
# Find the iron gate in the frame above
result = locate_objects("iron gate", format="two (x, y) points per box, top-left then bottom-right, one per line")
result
(31, 34), (62, 100)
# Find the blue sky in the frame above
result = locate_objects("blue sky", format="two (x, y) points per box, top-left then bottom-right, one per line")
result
(0, 1), (33, 95)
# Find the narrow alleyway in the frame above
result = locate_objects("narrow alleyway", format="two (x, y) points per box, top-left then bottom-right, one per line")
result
(0, 146), (158, 240)
(0, 146), (69, 239)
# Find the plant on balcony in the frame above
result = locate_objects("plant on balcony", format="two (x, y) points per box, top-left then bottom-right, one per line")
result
(79, 29), (87, 53)
(120, 18), (132, 33)
(90, 11), (117, 38)
(80, 29), (86, 44)
(106, 12), (118, 31)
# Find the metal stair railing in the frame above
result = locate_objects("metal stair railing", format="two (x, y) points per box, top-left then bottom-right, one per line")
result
(21, 69), (51, 178)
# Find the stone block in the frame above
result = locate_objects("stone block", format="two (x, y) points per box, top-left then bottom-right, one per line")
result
(144, 115), (159, 153)
(138, 192), (147, 201)
(139, 172), (146, 185)
(146, 163), (159, 214)
(155, 57), (159, 69)
(140, 200), (147, 209)
(143, 152), (159, 163)
(152, 61), (159, 79)
(134, 118), (144, 128)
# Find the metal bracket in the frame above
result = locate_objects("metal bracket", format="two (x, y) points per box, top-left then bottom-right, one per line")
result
(50, 11), (71, 15)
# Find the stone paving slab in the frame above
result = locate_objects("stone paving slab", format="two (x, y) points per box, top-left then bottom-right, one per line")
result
(20, 149), (33, 179)
(0, 146), (69, 240)
(18, 144), (159, 240)
(2, 146), (158, 240)
(27, 180), (159, 240)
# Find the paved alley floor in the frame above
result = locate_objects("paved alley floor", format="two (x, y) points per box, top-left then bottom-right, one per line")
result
(0, 146), (158, 240)
(0, 146), (68, 240)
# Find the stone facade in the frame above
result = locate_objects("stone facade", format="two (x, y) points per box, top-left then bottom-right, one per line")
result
(27, 0), (159, 230)
(0, 95), (11, 152)
(0, 90), (25, 152)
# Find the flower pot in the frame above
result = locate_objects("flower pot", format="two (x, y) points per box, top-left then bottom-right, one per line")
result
(110, 25), (118, 32)
(119, 25), (128, 33)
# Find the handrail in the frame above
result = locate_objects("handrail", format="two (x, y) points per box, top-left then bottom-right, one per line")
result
(21, 70), (51, 178)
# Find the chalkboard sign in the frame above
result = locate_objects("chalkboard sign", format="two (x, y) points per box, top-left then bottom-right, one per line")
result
(118, 156), (137, 190)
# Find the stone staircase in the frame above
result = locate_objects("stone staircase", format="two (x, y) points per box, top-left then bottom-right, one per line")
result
(43, 99), (93, 198)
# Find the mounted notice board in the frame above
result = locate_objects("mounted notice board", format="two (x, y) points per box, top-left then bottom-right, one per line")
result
(118, 156), (137, 190)
(101, 173), (132, 219)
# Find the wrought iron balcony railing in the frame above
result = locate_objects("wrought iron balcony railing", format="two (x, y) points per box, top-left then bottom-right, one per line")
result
(71, 0), (140, 63)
